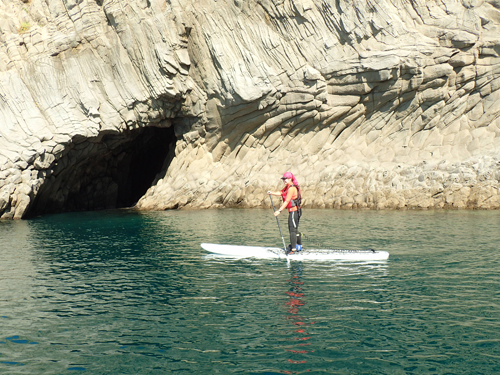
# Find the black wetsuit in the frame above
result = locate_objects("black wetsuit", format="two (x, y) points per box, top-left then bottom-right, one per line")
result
(281, 184), (302, 250)
(288, 208), (302, 250)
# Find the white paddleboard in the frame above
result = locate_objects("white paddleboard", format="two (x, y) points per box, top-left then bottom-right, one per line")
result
(201, 243), (389, 261)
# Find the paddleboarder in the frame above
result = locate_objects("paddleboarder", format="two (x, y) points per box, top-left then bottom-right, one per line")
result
(267, 172), (303, 254)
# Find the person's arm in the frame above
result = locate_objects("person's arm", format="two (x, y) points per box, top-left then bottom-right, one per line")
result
(267, 190), (281, 196)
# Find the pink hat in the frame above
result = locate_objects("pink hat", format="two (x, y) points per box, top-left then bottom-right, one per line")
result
(281, 172), (299, 186)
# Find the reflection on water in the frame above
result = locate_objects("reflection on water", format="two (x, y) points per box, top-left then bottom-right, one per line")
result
(0, 209), (499, 373)
(283, 263), (312, 371)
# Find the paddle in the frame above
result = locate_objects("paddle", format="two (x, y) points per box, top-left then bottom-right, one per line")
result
(268, 194), (287, 252)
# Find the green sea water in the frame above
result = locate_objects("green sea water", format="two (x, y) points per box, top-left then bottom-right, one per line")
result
(1, 208), (500, 374)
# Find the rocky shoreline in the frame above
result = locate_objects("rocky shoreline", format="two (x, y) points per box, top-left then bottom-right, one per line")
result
(137, 151), (500, 211)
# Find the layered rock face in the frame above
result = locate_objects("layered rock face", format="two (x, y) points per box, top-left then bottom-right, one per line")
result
(1, 0), (500, 218)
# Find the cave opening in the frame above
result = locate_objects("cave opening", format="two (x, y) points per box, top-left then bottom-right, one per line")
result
(28, 126), (175, 217)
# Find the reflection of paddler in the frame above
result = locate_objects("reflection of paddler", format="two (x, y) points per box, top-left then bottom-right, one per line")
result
(267, 172), (303, 254)
(282, 265), (314, 369)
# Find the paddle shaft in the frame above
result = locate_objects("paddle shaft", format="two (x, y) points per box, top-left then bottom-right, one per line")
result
(268, 194), (287, 251)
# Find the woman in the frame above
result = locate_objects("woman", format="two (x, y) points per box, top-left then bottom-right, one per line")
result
(268, 172), (302, 254)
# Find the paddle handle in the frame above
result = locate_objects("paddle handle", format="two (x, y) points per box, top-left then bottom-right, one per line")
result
(268, 194), (287, 251)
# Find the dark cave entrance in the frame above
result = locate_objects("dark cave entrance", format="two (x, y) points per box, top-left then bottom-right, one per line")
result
(112, 126), (175, 208)
(28, 126), (175, 217)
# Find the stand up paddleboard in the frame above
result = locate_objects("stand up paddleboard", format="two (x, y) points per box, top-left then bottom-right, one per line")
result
(201, 243), (389, 261)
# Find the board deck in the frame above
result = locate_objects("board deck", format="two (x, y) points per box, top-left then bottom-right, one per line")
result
(201, 243), (389, 261)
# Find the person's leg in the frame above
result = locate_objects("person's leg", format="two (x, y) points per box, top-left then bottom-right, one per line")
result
(296, 232), (302, 250)
(296, 209), (302, 250)
(288, 211), (299, 251)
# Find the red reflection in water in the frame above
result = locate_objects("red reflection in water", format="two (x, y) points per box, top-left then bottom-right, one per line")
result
(288, 359), (307, 364)
(286, 349), (309, 354)
(279, 264), (316, 374)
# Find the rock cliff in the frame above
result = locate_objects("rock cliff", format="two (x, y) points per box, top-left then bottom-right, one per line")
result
(1, 0), (500, 218)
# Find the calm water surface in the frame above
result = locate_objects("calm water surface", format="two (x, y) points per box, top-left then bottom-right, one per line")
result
(1, 208), (500, 374)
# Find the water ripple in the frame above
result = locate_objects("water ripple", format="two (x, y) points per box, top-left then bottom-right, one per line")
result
(0, 209), (500, 373)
